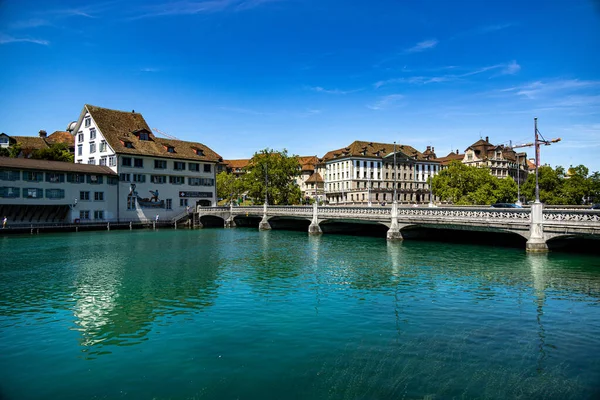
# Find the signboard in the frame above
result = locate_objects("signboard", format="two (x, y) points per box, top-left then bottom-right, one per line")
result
(179, 191), (212, 198)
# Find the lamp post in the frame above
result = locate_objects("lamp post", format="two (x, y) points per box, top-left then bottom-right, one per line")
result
(516, 152), (521, 206)
(264, 161), (268, 206)
(393, 142), (397, 205)
(367, 169), (372, 207)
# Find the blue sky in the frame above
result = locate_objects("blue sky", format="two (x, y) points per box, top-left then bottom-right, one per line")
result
(1, 0), (599, 170)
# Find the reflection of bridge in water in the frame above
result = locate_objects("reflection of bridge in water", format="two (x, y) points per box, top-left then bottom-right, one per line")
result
(197, 204), (600, 252)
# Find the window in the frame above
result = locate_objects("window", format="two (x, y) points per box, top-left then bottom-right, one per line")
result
(46, 189), (65, 199)
(139, 132), (149, 140)
(99, 140), (107, 152)
(174, 162), (185, 171)
(180, 198), (188, 207)
(87, 175), (103, 184)
(77, 159), (83, 164)
(169, 176), (184, 185)
(107, 176), (118, 185)
(90, 128), (96, 140)
(166, 199), (172, 210)
(124, 142), (134, 148)
(99, 156), (107, 166)
(94, 192), (104, 201)
(24, 188), (43, 198)
(120, 173), (131, 182)
(24, 171), (43, 182)
(127, 196), (136, 210)
(0, 187), (20, 198)
(80, 210), (90, 219)
(78, 133), (84, 142)
(166, 146), (175, 153)
(133, 174), (146, 183)
(90, 142), (96, 153)
(203, 163), (211, 173)
(84, 117), (91, 127)
(94, 210), (104, 220)
(67, 173), (85, 183)
(77, 144), (82, 156)
(109, 156), (117, 167)
(80, 191), (90, 200)
(134, 158), (143, 168)
(0, 170), (20, 181)
(151, 175), (167, 184)
(122, 157), (132, 167)
(46, 173), (65, 183)
(88, 158), (95, 165)
(188, 163), (200, 172)
(194, 148), (204, 156)
(154, 160), (167, 169)
(189, 177), (214, 186)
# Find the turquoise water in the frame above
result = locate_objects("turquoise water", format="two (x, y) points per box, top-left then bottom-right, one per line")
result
(1, 229), (599, 399)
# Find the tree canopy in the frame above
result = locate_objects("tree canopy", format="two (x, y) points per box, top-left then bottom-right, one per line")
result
(431, 161), (517, 205)
(216, 171), (244, 204)
(30, 143), (74, 162)
(241, 148), (302, 205)
(521, 164), (600, 204)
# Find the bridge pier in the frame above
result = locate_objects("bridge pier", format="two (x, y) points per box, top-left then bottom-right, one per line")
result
(224, 216), (236, 228)
(259, 204), (271, 230)
(526, 202), (549, 252)
(308, 203), (322, 235)
(386, 202), (403, 241)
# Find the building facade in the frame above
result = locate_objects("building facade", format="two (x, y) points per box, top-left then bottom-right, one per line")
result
(321, 141), (440, 205)
(72, 105), (222, 220)
(0, 157), (118, 225)
(463, 136), (528, 185)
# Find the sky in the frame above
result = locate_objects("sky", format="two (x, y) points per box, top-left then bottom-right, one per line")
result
(1, 0), (599, 170)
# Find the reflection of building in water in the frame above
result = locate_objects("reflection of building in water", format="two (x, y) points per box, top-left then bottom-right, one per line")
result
(72, 258), (122, 349)
(71, 243), (222, 356)
(387, 241), (403, 277)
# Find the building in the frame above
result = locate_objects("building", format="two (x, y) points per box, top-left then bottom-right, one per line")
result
(0, 157), (118, 225)
(71, 105), (222, 220)
(0, 130), (75, 155)
(223, 159), (250, 178)
(321, 141), (440, 205)
(463, 136), (527, 185)
(434, 149), (465, 168)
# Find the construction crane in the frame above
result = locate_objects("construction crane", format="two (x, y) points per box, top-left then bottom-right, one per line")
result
(152, 128), (180, 141)
(510, 118), (561, 203)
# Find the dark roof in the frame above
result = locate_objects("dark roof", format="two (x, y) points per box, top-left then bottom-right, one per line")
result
(0, 157), (117, 175)
(305, 172), (324, 183)
(224, 159), (250, 169)
(47, 131), (75, 148)
(434, 152), (465, 166)
(11, 136), (48, 151)
(298, 156), (319, 171)
(322, 140), (428, 162)
(85, 105), (222, 163)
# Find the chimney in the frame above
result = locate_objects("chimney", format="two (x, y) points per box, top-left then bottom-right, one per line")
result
(132, 110), (135, 114)
(426, 146), (431, 151)
(485, 136), (489, 143)
(432, 147), (435, 152)
(39, 130), (47, 138)
(456, 149), (459, 154)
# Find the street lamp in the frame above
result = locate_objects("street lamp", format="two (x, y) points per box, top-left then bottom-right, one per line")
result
(264, 161), (268, 206)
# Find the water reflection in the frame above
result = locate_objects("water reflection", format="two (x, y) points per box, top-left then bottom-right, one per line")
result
(528, 254), (548, 374)
(68, 231), (222, 357)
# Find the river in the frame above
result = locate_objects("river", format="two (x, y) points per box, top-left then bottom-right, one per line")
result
(1, 228), (599, 399)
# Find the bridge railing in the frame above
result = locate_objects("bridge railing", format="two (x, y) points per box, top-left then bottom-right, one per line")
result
(544, 209), (600, 223)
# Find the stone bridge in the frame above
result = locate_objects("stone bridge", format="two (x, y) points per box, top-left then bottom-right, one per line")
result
(196, 203), (600, 252)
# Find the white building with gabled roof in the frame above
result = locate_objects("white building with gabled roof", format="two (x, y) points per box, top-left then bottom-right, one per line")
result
(71, 104), (222, 220)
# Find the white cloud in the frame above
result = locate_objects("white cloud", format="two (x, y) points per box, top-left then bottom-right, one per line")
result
(309, 86), (359, 95)
(134, 0), (280, 19)
(502, 79), (600, 99)
(0, 33), (49, 46)
(367, 94), (404, 110)
(404, 39), (438, 54)
(374, 61), (520, 88)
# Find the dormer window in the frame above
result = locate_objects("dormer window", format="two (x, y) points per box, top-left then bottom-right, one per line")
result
(120, 140), (134, 149)
(166, 146), (175, 153)
(140, 132), (149, 140)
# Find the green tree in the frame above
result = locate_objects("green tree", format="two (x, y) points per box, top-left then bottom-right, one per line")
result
(216, 171), (243, 204)
(30, 143), (74, 162)
(521, 166), (563, 204)
(241, 148), (302, 205)
(0, 143), (22, 158)
(431, 161), (517, 205)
